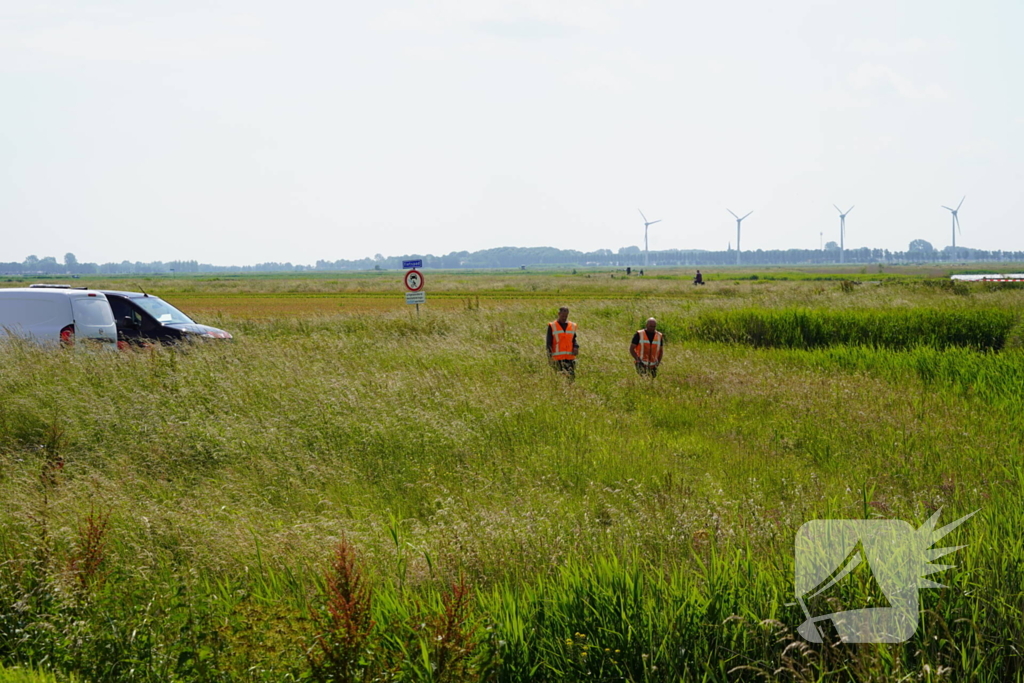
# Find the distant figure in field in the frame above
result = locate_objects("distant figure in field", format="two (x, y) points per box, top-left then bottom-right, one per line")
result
(626, 267), (632, 276)
(546, 306), (579, 380)
(630, 317), (664, 378)
(639, 269), (644, 276)
(694, 270), (704, 285)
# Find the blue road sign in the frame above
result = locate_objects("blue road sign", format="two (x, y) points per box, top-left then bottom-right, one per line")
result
(402, 259), (423, 269)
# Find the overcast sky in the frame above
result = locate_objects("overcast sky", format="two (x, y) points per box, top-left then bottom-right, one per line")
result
(2, 1), (1022, 265)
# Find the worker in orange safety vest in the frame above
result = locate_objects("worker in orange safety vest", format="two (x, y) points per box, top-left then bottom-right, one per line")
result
(546, 306), (579, 379)
(630, 317), (664, 377)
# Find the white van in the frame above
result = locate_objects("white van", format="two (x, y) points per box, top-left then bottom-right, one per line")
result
(0, 286), (118, 346)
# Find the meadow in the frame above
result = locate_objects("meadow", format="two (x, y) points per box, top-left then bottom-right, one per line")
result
(1, 266), (1023, 682)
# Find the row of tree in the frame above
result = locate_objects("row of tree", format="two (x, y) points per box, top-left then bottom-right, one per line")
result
(0, 254), (316, 276)
(2, 241), (1021, 275)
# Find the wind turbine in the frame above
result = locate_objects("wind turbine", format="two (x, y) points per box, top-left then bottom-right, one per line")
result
(638, 209), (661, 267)
(727, 209), (752, 265)
(942, 196), (965, 262)
(834, 204), (854, 264)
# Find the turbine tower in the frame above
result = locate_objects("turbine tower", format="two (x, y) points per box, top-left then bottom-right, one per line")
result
(728, 209), (752, 265)
(638, 209), (661, 267)
(942, 196), (965, 262)
(834, 205), (854, 264)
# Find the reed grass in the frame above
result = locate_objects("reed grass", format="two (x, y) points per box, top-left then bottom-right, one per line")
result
(687, 308), (1019, 350)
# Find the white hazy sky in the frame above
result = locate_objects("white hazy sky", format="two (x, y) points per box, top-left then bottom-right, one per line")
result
(2, 0), (1022, 265)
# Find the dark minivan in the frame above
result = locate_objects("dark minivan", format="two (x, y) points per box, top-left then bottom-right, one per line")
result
(100, 290), (232, 345)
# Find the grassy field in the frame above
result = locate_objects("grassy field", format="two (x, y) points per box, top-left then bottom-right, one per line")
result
(1, 267), (1023, 681)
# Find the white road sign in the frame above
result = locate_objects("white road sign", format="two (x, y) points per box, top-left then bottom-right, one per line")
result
(404, 269), (424, 291)
(405, 291), (426, 305)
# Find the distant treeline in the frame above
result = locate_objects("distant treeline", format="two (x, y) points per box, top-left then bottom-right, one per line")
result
(3, 242), (1023, 275)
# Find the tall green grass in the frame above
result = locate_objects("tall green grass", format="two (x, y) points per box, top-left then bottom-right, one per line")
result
(688, 307), (1018, 350)
(0, 667), (74, 683)
(783, 344), (1024, 412)
(2, 287), (1024, 681)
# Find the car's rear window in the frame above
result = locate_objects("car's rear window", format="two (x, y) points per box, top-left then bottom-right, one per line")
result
(72, 297), (115, 326)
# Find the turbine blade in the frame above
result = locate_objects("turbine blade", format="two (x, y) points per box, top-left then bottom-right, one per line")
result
(741, 211), (753, 220)
(942, 206), (954, 212)
(846, 205), (854, 214)
(649, 219), (662, 226)
(957, 195), (965, 210)
(834, 204), (842, 214)
(638, 209), (648, 222)
(727, 209), (739, 219)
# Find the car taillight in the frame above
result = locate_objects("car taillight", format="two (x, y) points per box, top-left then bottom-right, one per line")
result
(60, 324), (75, 346)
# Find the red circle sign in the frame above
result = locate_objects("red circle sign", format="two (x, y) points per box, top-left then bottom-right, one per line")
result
(404, 269), (425, 292)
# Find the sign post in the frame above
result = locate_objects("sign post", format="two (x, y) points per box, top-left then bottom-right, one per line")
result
(403, 260), (425, 315)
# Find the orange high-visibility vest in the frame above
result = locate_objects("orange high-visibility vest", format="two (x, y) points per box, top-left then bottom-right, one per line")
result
(632, 330), (663, 365)
(549, 320), (577, 361)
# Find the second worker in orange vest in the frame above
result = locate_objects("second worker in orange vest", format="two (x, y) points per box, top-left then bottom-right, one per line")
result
(630, 317), (664, 377)
(546, 306), (579, 379)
